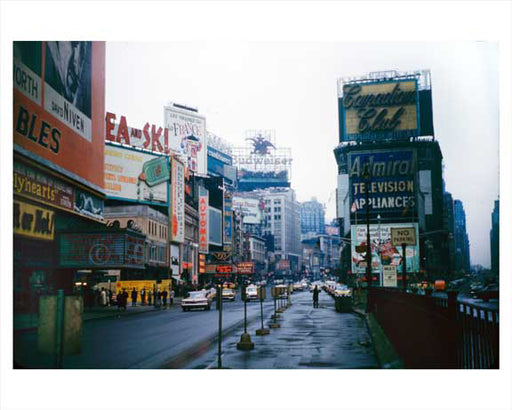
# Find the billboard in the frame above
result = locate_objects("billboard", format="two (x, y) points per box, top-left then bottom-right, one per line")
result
(14, 200), (55, 241)
(237, 262), (254, 274)
(325, 226), (340, 236)
(14, 42), (105, 191)
(350, 223), (419, 275)
(341, 79), (419, 142)
(349, 150), (416, 219)
(104, 144), (168, 205)
(164, 106), (207, 175)
(105, 112), (174, 155)
(209, 207), (222, 247)
(59, 232), (145, 268)
(232, 197), (262, 224)
(170, 157), (185, 243)
(198, 186), (209, 253)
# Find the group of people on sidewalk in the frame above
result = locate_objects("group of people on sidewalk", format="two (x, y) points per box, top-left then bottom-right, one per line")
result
(120, 288), (175, 309)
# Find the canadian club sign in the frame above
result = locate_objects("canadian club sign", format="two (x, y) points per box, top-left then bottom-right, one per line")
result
(342, 80), (419, 141)
(198, 186), (209, 254)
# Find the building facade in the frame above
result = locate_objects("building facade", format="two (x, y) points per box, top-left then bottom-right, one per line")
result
(454, 200), (471, 274)
(490, 199), (499, 275)
(300, 197), (325, 236)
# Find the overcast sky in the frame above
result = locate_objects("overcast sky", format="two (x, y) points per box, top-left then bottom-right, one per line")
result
(106, 41), (499, 268)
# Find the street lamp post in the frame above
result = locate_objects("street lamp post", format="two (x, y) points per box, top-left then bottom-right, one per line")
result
(377, 214), (382, 287)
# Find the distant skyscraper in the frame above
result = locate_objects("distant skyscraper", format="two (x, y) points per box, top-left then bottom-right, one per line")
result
(454, 200), (471, 273)
(300, 197), (325, 235)
(490, 199), (499, 274)
(443, 192), (456, 273)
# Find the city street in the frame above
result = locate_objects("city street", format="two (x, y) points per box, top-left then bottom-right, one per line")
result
(14, 292), (275, 369)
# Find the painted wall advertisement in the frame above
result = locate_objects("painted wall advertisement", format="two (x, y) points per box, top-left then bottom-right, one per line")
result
(350, 223), (419, 275)
(232, 196), (261, 224)
(170, 157), (185, 243)
(349, 150), (416, 219)
(198, 186), (209, 254)
(104, 144), (169, 205)
(164, 106), (207, 175)
(59, 232), (145, 268)
(342, 79), (419, 141)
(14, 41), (105, 191)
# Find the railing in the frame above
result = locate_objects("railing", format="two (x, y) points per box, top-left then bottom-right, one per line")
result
(367, 287), (498, 369)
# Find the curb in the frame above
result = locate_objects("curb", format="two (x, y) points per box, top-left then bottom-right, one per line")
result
(352, 308), (403, 369)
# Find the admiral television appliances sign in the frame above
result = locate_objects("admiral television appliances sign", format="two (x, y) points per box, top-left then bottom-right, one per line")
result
(349, 150), (416, 219)
(342, 79), (419, 141)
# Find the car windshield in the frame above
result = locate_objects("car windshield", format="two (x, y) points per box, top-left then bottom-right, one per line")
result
(188, 291), (206, 299)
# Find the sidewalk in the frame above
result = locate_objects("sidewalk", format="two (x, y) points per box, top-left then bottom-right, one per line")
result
(14, 297), (183, 333)
(185, 292), (379, 369)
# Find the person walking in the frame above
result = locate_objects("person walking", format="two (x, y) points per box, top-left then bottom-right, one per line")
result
(131, 288), (138, 307)
(122, 289), (128, 311)
(148, 290), (153, 306)
(140, 288), (146, 306)
(313, 285), (319, 308)
(100, 288), (107, 307)
(156, 290), (162, 308)
(169, 289), (174, 306)
(162, 290), (168, 308)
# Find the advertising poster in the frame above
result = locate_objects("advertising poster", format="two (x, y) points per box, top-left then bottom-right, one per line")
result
(14, 41), (105, 191)
(164, 106), (207, 175)
(325, 226), (340, 236)
(170, 157), (185, 243)
(104, 144), (168, 205)
(349, 150), (417, 219)
(350, 223), (419, 275)
(342, 79), (419, 141)
(198, 186), (209, 254)
(383, 265), (398, 287)
(232, 196), (261, 224)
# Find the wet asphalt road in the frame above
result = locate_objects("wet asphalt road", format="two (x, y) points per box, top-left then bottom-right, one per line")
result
(14, 293), (275, 369)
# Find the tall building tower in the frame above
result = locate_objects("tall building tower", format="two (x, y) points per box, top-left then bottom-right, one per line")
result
(443, 192), (456, 274)
(333, 69), (449, 285)
(261, 188), (302, 273)
(300, 197), (325, 236)
(454, 200), (471, 274)
(490, 199), (499, 274)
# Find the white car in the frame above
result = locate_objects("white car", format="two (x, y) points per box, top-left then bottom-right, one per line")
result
(181, 291), (212, 311)
(245, 285), (259, 301)
(222, 288), (236, 301)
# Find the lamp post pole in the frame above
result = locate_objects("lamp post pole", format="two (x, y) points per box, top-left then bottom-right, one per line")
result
(377, 214), (382, 287)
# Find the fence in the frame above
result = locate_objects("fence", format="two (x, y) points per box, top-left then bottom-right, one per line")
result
(367, 287), (499, 369)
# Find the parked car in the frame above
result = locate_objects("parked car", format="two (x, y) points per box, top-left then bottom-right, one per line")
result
(222, 288), (236, 301)
(181, 291), (212, 311)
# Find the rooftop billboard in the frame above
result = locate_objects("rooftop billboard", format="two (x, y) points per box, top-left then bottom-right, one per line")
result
(341, 79), (419, 142)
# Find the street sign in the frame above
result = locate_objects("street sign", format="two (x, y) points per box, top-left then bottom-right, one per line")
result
(382, 265), (397, 287)
(391, 227), (416, 246)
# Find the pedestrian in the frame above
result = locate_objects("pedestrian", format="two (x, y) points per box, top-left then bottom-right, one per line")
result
(148, 290), (153, 306)
(107, 289), (112, 306)
(140, 288), (146, 306)
(131, 288), (138, 307)
(100, 287), (107, 307)
(122, 289), (128, 311)
(162, 289), (168, 308)
(313, 285), (319, 308)
(157, 290), (162, 308)
(116, 291), (122, 310)
(169, 289), (175, 306)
